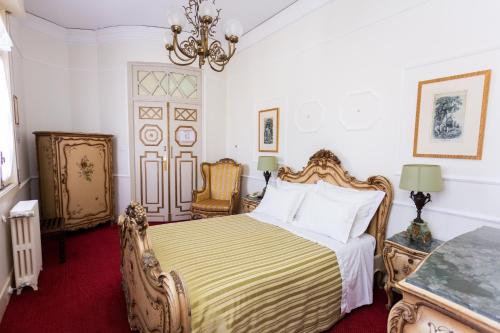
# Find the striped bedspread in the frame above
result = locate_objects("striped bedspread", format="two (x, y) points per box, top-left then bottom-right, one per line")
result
(148, 214), (342, 333)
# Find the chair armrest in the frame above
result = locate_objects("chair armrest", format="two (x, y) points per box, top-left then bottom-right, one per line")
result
(229, 190), (241, 214)
(193, 188), (210, 203)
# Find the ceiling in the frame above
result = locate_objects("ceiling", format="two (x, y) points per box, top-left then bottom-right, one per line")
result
(24, 0), (299, 35)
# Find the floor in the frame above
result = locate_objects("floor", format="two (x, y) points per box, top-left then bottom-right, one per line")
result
(0, 223), (390, 332)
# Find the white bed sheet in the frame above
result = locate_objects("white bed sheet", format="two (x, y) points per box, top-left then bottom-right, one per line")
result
(248, 212), (375, 314)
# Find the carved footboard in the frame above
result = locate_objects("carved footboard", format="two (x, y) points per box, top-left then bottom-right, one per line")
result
(118, 202), (191, 333)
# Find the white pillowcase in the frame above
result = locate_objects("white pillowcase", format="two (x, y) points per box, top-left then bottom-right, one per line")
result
(253, 186), (304, 223)
(292, 192), (358, 244)
(316, 180), (385, 239)
(276, 179), (318, 220)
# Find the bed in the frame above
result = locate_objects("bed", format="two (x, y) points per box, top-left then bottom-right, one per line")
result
(118, 149), (393, 333)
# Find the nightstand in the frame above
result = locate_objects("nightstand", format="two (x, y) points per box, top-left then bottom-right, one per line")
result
(383, 231), (443, 309)
(240, 195), (261, 213)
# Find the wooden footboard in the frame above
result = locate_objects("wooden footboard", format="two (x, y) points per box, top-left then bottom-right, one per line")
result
(118, 202), (191, 333)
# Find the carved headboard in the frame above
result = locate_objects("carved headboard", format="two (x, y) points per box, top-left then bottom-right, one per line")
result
(277, 149), (393, 256)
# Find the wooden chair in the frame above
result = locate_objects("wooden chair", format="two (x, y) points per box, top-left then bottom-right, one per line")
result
(191, 158), (243, 219)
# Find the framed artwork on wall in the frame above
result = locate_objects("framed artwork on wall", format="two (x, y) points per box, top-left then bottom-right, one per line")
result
(413, 70), (491, 159)
(258, 107), (279, 152)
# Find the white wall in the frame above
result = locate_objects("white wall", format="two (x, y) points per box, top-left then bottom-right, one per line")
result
(15, 15), (227, 215)
(225, 0), (500, 241)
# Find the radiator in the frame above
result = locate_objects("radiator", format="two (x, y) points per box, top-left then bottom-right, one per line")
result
(8, 200), (43, 295)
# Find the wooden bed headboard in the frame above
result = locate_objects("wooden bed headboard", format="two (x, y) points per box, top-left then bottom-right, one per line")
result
(277, 149), (393, 256)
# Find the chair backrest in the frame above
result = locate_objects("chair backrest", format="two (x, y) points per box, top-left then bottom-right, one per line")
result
(205, 159), (243, 201)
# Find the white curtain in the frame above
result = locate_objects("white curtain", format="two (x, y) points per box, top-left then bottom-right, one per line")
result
(0, 12), (12, 51)
(0, 14), (13, 181)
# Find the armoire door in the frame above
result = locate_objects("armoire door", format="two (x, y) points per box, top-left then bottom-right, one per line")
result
(169, 102), (202, 221)
(133, 101), (170, 221)
(130, 63), (202, 222)
(55, 136), (113, 229)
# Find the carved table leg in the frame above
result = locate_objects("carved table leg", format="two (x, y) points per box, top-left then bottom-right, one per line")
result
(387, 301), (416, 333)
(385, 283), (394, 310)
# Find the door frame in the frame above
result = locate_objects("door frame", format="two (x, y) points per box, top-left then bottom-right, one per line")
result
(127, 62), (204, 219)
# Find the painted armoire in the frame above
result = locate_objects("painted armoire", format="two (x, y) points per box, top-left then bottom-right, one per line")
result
(34, 132), (114, 230)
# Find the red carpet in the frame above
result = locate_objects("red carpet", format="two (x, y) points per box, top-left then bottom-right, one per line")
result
(0, 223), (389, 332)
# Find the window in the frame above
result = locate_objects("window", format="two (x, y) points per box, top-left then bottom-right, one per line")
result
(0, 11), (15, 190)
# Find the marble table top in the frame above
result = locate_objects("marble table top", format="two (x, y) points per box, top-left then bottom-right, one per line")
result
(406, 226), (500, 323)
(387, 231), (443, 254)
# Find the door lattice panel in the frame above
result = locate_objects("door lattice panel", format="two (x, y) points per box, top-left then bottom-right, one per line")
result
(137, 71), (169, 96)
(168, 73), (198, 99)
(174, 108), (197, 121)
(139, 107), (163, 120)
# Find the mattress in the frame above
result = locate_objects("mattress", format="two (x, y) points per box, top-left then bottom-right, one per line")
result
(148, 214), (343, 333)
(249, 211), (376, 314)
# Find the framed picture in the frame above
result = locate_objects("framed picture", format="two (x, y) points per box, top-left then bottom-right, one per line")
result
(258, 108), (280, 152)
(413, 70), (491, 159)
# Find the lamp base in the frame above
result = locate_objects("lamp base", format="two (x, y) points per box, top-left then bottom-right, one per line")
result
(406, 220), (432, 244)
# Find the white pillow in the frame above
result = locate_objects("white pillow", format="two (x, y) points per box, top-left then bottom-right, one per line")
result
(276, 178), (317, 193)
(316, 180), (385, 238)
(253, 186), (304, 223)
(276, 179), (318, 220)
(292, 192), (358, 243)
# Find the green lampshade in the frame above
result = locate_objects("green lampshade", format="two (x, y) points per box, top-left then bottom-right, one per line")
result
(399, 164), (443, 192)
(257, 156), (278, 171)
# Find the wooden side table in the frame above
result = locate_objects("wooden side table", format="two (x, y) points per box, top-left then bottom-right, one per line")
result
(240, 195), (261, 213)
(383, 231), (443, 309)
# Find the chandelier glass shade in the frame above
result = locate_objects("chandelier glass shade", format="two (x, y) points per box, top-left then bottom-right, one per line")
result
(164, 0), (243, 72)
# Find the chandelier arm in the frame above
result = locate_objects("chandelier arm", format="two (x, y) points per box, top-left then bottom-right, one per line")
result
(207, 40), (237, 67)
(173, 34), (198, 61)
(167, 33), (192, 62)
(206, 49), (226, 71)
(168, 50), (197, 66)
(224, 41), (236, 62)
(207, 58), (224, 72)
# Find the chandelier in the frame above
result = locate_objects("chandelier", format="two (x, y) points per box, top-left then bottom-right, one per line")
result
(164, 0), (243, 72)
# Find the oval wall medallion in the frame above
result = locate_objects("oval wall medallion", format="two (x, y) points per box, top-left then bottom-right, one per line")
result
(294, 101), (325, 133)
(339, 91), (380, 131)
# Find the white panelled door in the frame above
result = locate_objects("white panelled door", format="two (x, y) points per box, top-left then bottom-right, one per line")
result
(130, 64), (202, 222)
(169, 102), (202, 221)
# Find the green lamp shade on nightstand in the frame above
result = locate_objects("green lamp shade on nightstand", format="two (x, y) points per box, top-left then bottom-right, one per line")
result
(257, 156), (278, 171)
(399, 164), (443, 244)
(399, 164), (443, 192)
(257, 156), (278, 198)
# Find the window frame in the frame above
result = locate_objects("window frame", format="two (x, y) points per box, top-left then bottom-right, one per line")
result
(0, 11), (18, 193)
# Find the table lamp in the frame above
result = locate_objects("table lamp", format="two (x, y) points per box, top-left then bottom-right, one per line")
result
(399, 164), (443, 244)
(257, 156), (278, 198)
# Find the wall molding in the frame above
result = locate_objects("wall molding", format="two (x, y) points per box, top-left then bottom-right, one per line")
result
(404, 44), (500, 71)
(242, 174), (500, 225)
(393, 200), (500, 225)
(394, 173), (500, 186)
(20, 1), (335, 51)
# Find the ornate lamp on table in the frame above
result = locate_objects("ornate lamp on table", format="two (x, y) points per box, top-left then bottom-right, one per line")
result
(399, 164), (443, 244)
(257, 156), (278, 198)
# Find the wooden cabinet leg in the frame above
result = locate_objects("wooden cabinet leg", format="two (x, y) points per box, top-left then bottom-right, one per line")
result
(59, 233), (66, 264)
(385, 284), (394, 310)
